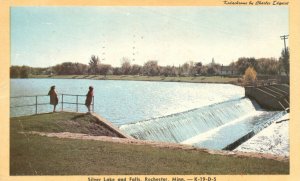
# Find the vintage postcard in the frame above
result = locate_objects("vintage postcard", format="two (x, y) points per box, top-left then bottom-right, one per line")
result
(1, 0), (299, 180)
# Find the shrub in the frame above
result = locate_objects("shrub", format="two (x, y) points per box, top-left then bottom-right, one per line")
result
(243, 67), (257, 83)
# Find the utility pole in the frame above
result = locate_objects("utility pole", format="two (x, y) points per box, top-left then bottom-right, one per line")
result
(101, 34), (106, 61)
(280, 35), (289, 54)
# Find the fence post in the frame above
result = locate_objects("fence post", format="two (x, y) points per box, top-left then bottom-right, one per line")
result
(35, 96), (38, 114)
(92, 96), (94, 112)
(62, 94), (64, 111)
(76, 95), (78, 112)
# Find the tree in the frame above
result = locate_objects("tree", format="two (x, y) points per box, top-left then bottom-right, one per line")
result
(30, 67), (48, 75)
(142, 60), (159, 76)
(200, 66), (208, 75)
(189, 62), (203, 76)
(161, 66), (177, 77)
(51, 62), (88, 75)
(256, 58), (279, 75)
(63, 62), (76, 75)
(195, 62), (202, 67)
(181, 62), (190, 76)
(52, 64), (62, 75)
(228, 62), (236, 75)
(74, 63), (88, 75)
(120, 57), (132, 75)
(279, 47), (289, 76)
(20, 66), (30, 78)
(207, 66), (217, 75)
(130, 64), (142, 75)
(112, 67), (122, 75)
(178, 65), (183, 76)
(99, 64), (112, 77)
(89, 55), (100, 74)
(10, 66), (20, 78)
(236, 57), (257, 74)
(244, 67), (257, 83)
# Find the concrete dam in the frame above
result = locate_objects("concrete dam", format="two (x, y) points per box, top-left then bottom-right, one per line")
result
(245, 84), (289, 111)
(120, 97), (286, 150)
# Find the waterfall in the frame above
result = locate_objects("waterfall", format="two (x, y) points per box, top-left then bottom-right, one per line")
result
(181, 110), (284, 150)
(120, 98), (263, 144)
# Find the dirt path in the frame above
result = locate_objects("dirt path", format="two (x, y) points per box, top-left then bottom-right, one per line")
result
(20, 131), (289, 162)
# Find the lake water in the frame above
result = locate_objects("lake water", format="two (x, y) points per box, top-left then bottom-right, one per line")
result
(10, 78), (285, 150)
(10, 79), (245, 125)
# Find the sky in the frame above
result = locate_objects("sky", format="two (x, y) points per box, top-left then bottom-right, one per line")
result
(11, 6), (288, 67)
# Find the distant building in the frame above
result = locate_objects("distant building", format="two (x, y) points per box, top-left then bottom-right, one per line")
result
(207, 58), (215, 67)
(206, 58), (238, 76)
(220, 65), (237, 75)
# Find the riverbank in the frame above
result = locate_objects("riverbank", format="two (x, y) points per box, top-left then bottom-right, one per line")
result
(10, 112), (289, 175)
(28, 74), (240, 84)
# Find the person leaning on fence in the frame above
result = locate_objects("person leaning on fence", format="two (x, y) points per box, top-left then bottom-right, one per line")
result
(85, 86), (94, 112)
(48, 85), (59, 112)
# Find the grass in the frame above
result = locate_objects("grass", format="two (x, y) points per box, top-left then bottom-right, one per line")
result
(28, 74), (240, 84)
(10, 112), (289, 175)
(10, 112), (121, 137)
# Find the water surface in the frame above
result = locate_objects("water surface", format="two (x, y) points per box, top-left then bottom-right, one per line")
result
(10, 78), (284, 150)
(10, 78), (244, 125)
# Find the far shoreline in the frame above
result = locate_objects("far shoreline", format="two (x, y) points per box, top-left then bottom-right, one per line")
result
(13, 74), (242, 85)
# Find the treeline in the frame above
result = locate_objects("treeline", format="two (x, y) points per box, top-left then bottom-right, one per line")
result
(10, 48), (289, 78)
(10, 66), (31, 78)
(234, 57), (281, 75)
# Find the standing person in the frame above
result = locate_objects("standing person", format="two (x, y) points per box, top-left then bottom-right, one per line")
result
(85, 86), (94, 112)
(48, 85), (59, 112)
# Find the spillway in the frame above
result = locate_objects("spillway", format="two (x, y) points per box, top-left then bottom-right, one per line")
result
(120, 98), (285, 150)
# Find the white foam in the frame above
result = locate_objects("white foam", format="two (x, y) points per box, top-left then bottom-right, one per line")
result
(234, 114), (289, 157)
(181, 111), (261, 145)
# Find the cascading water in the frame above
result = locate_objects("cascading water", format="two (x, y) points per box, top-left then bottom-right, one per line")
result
(120, 98), (285, 150)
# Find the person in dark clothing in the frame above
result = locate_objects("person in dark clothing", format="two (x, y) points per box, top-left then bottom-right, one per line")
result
(85, 86), (94, 112)
(48, 85), (58, 112)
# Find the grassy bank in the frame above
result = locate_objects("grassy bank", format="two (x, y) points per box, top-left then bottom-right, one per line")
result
(10, 112), (289, 175)
(28, 74), (240, 84)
